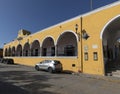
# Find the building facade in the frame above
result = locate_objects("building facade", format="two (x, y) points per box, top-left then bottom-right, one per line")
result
(3, 1), (120, 75)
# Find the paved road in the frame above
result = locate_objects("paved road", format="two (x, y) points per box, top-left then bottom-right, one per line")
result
(0, 63), (120, 94)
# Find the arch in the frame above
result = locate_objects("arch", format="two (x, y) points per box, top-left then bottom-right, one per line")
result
(101, 15), (120, 74)
(5, 48), (8, 57)
(41, 36), (55, 46)
(23, 42), (30, 56)
(56, 31), (78, 56)
(16, 44), (22, 56)
(100, 15), (120, 39)
(11, 46), (15, 56)
(41, 36), (55, 56)
(31, 40), (40, 56)
(8, 47), (12, 56)
(56, 30), (78, 45)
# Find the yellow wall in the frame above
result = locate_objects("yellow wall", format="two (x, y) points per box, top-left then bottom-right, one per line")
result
(13, 57), (80, 72)
(4, 2), (120, 75)
(4, 18), (82, 73)
(81, 3), (120, 75)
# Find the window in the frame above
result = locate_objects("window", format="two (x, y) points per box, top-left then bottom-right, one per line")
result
(31, 49), (33, 56)
(35, 49), (39, 56)
(51, 47), (55, 56)
(64, 45), (75, 56)
(25, 50), (28, 56)
(42, 48), (47, 56)
(20, 51), (22, 56)
(84, 52), (88, 61)
(93, 52), (98, 61)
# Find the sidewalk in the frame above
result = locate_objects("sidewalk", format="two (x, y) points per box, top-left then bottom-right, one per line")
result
(74, 73), (120, 83)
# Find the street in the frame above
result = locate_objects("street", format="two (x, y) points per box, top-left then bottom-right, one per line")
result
(0, 63), (120, 94)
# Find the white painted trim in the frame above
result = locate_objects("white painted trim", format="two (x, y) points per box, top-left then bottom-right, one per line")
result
(53, 56), (78, 59)
(10, 56), (78, 59)
(4, 1), (120, 47)
(40, 56), (78, 59)
(16, 44), (22, 50)
(31, 1), (120, 37)
(31, 39), (40, 44)
(31, 17), (80, 37)
(41, 36), (55, 47)
(83, 1), (120, 17)
(100, 15), (120, 39)
(23, 42), (30, 48)
(56, 30), (78, 45)
(31, 39), (41, 48)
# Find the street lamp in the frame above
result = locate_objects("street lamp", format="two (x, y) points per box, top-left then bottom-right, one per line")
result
(75, 24), (90, 41)
(75, 24), (78, 33)
(75, 24), (80, 41)
(75, 23), (90, 73)
(82, 29), (90, 40)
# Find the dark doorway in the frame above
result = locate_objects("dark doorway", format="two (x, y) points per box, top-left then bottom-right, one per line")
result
(102, 16), (120, 74)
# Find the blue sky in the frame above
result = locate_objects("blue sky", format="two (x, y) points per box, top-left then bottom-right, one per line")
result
(0, 0), (118, 48)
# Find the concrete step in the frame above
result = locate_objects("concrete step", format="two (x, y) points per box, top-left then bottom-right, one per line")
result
(112, 70), (120, 77)
(112, 74), (120, 78)
(112, 70), (120, 73)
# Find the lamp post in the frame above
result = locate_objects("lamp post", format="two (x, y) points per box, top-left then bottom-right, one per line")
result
(82, 29), (90, 40)
(75, 22), (90, 73)
(75, 24), (78, 33)
(75, 23), (82, 73)
(75, 24), (90, 41)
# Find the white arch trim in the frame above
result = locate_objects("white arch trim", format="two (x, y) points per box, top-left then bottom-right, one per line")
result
(23, 42), (30, 50)
(100, 15), (120, 39)
(31, 39), (40, 49)
(11, 46), (16, 51)
(41, 36), (55, 47)
(56, 30), (78, 45)
(16, 44), (23, 51)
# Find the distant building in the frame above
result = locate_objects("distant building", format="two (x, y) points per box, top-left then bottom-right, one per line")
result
(0, 48), (3, 58)
(17, 29), (31, 40)
(3, 1), (120, 76)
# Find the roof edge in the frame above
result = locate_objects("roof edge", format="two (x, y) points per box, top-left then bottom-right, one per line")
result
(31, 1), (120, 36)
(4, 1), (120, 46)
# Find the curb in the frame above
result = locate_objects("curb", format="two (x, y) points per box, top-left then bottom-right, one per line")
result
(72, 73), (120, 83)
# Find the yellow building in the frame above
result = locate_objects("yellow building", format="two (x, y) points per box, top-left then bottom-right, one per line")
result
(3, 1), (120, 75)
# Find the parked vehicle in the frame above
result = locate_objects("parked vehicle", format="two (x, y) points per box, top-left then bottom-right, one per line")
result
(2, 58), (14, 64)
(35, 60), (63, 73)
